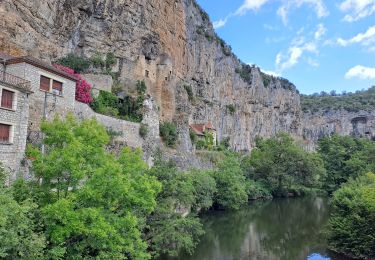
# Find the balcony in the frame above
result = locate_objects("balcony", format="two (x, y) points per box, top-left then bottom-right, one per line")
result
(0, 69), (32, 92)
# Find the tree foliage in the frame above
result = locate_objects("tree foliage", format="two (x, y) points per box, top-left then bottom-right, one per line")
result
(19, 115), (161, 259)
(317, 135), (375, 193)
(301, 86), (375, 113)
(242, 133), (326, 197)
(327, 173), (375, 258)
(212, 152), (248, 210)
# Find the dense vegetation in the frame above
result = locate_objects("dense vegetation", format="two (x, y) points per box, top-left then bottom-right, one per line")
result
(301, 86), (375, 113)
(242, 133), (326, 198)
(327, 173), (375, 259)
(91, 81), (147, 122)
(317, 134), (375, 194)
(56, 52), (116, 74)
(316, 135), (375, 258)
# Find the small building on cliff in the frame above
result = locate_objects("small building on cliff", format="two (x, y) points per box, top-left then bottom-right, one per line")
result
(190, 122), (217, 145)
(0, 56), (33, 182)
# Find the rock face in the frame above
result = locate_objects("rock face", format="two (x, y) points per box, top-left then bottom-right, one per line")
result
(302, 110), (375, 150)
(0, 0), (372, 155)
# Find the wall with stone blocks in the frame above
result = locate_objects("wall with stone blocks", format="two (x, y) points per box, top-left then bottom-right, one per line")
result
(0, 82), (30, 183)
(74, 101), (144, 149)
(6, 63), (76, 131)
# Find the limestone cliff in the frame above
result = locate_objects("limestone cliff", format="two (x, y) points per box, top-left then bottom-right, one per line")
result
(0, 0), (372, 155)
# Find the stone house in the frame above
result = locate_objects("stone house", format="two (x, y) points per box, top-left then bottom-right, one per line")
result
(1, 54), (77, 136)
(0, 58), (33, 182)
(190, 122), (217, 145)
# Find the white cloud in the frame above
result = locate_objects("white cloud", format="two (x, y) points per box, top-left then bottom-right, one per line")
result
(213, 18), (228, 29)
(337, 25), (375, 46)
(235, 0), (270, 15)
(277, 0), (329, 26)
(261, 69), (281, 77)
(315, 24), (327, 40)
(345, 65), (375, 79)
(276, 32), (320, 71)
(340, 0), (375, 22)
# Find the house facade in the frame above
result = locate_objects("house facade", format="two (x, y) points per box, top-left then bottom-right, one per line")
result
(0, 63), (32, 182)
(0, 53), (77, 182)
(3, 55), (77, 134)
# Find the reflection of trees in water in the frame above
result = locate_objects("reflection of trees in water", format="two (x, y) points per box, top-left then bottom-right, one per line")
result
(169, 197), (330, 260)
(252, 197), (330, 260)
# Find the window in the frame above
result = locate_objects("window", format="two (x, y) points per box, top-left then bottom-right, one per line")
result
(0, 123), (11, 143)
(40, 75), (50, 91)
(40, 75), (63, 95)
(145, 70), (149, 78)
(1, 89), (14, 109)
(52, 80), (63, 96)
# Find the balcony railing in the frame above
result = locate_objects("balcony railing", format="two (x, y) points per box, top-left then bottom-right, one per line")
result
(0, 69), (31, 92)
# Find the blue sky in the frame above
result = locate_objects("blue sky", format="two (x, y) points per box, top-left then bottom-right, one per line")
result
(196, 0), (375, 94)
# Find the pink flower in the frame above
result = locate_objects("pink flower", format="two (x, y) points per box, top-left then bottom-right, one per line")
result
(53, 64), (93, 104)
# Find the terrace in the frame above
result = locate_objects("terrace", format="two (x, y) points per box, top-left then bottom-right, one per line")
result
(0, 69), (32, 93)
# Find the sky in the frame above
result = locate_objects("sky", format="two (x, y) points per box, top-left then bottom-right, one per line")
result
(196, 0), (375, 94)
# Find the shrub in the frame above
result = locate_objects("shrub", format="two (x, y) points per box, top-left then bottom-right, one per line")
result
(226, 104), (236, 114)
(136, 80), (147, 94)
(56, 54), (90, 73)
(53, 64), (93, 103)
(184, 84), (194, 102)
(159, 122), (178, 147)
(90, 52), (105, 68)
(326, 173), (375, 258)
(90, 90), (119, 116)
(196, 139), (206, 150)
(189, 129), (197, 144)
(139, 124), (149, 138)
(105, 52), (116, 69)
(246, 180), (272, 200)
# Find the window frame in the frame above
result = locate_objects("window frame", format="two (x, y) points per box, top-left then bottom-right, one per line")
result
(38, 72), (65, 97)
(0, 122), (13, 144)
(0, 86), (17, 111)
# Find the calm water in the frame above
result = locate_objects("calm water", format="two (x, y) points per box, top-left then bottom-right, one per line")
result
(162, 197), (349, 260)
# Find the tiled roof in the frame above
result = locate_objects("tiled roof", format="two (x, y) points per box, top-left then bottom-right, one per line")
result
(190, 122), (216, 136)
(0, 52), (77, 82)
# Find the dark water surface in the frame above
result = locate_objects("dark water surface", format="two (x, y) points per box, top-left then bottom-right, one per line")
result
(162, 197), (349, 260)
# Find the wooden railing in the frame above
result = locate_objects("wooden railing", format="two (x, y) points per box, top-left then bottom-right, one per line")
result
(0, 69), (31, 92)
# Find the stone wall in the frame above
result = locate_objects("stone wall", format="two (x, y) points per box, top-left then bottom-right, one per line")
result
(82, 73), (113, 97)
(74, 98), (162, 166)
(0, 82), (29, 183)
(6, 63), (76, 131)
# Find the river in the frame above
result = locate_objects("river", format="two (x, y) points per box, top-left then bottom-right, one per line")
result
(162, 197), (350, 260)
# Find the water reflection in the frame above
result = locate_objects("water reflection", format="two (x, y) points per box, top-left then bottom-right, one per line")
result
(162, 197), (347, 260)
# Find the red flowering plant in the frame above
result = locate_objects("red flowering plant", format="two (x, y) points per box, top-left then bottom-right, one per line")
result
(53, 64), (93, 103)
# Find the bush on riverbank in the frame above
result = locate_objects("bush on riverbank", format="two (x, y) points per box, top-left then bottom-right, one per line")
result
(327, 172), (375, 259)
(318, 135), (375, 193)
(241, 133), (326, 197)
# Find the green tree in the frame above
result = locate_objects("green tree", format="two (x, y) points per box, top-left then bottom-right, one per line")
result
(317, 135), (371, 193)
(189, 169), (217, 211)
(212, 152), (248, 210)
(22, 115), (161, 259)
(147, 159), (204, 257)
(327, 172), (375, 258)
(0, 164), (46, 259)
(243, 133), (325, 196)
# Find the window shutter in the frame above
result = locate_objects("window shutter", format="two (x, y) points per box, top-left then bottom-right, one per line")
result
(52, 80), (63, 95)
(1, 89), (14, 109)
(0, 124), (10, 142)
(40, 76), (50, 91)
